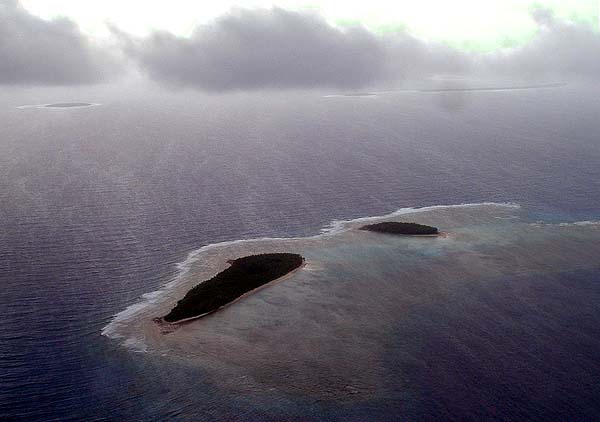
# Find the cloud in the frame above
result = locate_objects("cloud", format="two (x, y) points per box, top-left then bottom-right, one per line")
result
(121, 8), (390, 91)
(0, 0), (116, 85)
(484, 8), (600, 81)
(381, 33), (472, 84)
(120, 7), (469, 91)
(120, 6), (600, 91)
(4, 2), (598, 90)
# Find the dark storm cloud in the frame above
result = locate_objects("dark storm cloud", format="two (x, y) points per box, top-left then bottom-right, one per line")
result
(0, 0), (115, 85)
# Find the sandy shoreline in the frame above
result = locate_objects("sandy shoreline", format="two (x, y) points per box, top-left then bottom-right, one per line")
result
(104, 203), (519, 350)
(154, 258), (307, 333)
(152, 228), (444, 334)
(358, 229), (450, 238)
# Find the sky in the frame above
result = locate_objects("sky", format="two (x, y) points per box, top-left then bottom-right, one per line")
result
(2, 0), (600, 90)
(19, 0), (599, 50)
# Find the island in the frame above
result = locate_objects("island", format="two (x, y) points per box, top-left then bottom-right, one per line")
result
(360, 222), (439, 235)
(45, 102), (93, 108)
(342, 92), (378, 97)
(418, 83), (567, 93)
(162, 253), (304, 323)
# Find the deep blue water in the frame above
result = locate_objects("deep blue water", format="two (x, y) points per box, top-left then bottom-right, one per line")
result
(1, 84), (600, 421)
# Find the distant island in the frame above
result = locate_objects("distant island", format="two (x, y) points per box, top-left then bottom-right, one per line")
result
(418, 83), (566, 93)
(323, 92), (378, 98)
(360, 222), (439, 235)
(342, 92), (378, 97)
(45, 103), (93, 108)
(162, 253), (304, 323)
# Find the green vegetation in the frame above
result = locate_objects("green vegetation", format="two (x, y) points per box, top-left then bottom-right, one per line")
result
(360, 222), (439, 235)
(163, 253), (304, 323)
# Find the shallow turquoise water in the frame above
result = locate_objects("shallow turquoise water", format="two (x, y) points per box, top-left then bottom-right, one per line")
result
(103, 203), (600, 419)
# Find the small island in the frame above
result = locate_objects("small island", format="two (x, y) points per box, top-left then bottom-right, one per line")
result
(360, 222), (439, 236)
(45, 102), (93, 108)
(342, 92), (378, 97)
(162, 253), (304, 323)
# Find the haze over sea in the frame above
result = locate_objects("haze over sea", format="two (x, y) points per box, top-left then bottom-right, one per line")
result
(2, 83), (600, 420)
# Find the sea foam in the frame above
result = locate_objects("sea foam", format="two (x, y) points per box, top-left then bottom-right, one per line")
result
(101, 202), (519, 350)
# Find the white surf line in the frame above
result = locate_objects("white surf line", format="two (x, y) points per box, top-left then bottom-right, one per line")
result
(418, 83), (567, 93)
(16, 103), (101, 109)
(323, 84), (567, 98)
(102, 201), (520, 344)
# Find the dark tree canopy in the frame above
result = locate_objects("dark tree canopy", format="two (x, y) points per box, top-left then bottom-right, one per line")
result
(360, 222), (439, 235)
(164, 253), (304, 322)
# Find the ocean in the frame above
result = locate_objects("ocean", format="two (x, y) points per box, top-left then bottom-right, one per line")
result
(1, 83), (599, 420)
